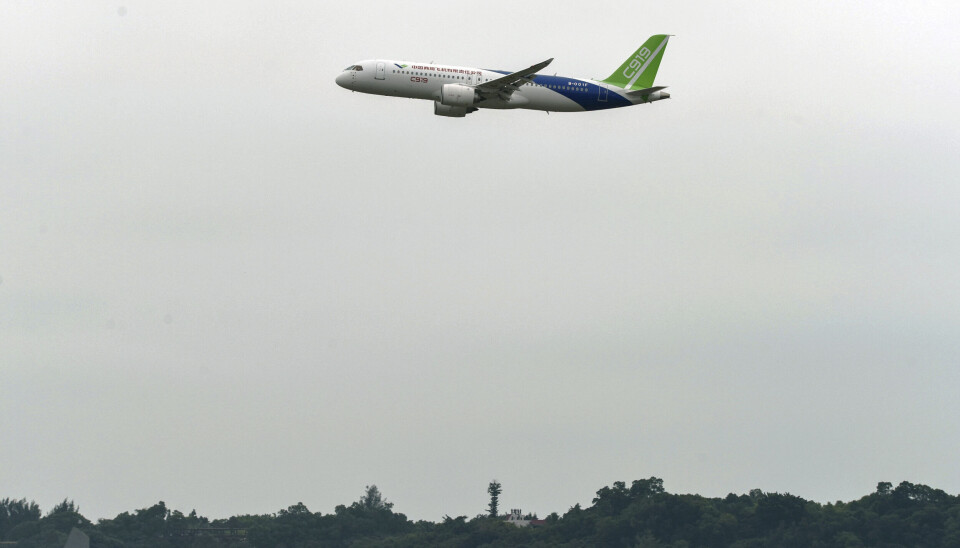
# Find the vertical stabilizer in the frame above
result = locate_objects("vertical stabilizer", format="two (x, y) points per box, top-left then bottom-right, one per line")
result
(602, 35), (670, 90)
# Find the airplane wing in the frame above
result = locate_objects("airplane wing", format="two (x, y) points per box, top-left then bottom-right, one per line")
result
(475, 58), (553, 101)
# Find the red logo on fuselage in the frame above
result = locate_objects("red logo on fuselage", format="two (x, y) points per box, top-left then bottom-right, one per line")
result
(410, 64), (480, 75)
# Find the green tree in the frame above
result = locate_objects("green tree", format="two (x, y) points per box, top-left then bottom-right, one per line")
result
(356, 485), (392, 511)
(487, 480), (502, 518)
(6, 499), (94, 548)
(631, 477), (666, 498)
(96, 501), (172, 546)
(0, 498), (41, 540)
(592, 481), (630, 516)
(40, 499), (90, 535)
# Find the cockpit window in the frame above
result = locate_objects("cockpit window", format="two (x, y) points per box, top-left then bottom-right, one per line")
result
(343, 65), (363, 71)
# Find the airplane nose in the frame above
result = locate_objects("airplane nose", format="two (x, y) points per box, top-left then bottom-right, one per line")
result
(336, 72), (352, 89)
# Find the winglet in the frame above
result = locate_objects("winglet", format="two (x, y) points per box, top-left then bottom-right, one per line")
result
(512, 58), (553, 81)
(477, 58), (553, 92)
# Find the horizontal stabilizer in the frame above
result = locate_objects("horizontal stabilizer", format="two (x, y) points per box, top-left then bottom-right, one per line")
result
(625, 86), (668, 97)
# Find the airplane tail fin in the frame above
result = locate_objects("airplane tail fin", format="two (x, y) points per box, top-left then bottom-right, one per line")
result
(602, 35), (670, 90)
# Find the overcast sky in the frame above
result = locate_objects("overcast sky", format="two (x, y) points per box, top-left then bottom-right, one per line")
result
(3, 0), (960, 523)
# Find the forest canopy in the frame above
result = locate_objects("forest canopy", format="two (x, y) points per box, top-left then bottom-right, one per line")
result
(3, 479), (959, 547)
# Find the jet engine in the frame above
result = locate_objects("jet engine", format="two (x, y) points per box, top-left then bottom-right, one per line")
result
(434, 102), (477, 117)
(439, 84), (477, 107)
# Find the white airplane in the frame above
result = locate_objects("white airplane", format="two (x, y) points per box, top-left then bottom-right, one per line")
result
(336, 35), (671, 117)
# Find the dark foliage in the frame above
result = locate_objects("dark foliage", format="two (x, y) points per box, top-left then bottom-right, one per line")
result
(4, 479), (959, 547)
(487, 481), (502, 519)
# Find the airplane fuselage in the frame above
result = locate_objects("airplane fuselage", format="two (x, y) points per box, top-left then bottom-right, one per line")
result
(336, 60), (642, 113)
(335, 35), (672, 117)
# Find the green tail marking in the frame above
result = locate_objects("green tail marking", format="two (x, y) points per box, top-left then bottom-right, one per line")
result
(602, 35), (670, 90)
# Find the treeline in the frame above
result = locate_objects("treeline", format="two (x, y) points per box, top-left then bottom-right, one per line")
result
(3, 479), (959, 547)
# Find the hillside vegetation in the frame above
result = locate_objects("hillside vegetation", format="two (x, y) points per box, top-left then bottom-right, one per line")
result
(3, 479), (959, 547)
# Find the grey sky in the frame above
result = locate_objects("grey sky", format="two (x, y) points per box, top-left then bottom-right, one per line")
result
(3, 0), (959, 523)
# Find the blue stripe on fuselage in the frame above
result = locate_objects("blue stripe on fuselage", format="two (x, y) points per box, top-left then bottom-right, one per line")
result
(533, 75), (632, 111)
(485, 70), (632, 111)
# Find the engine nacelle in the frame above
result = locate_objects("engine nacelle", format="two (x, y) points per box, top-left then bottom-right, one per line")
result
(439, 84), (476, 107)
(434, 102), (480, 117)
(434, 102), (467, 117)
(643, 91), (671, 103)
